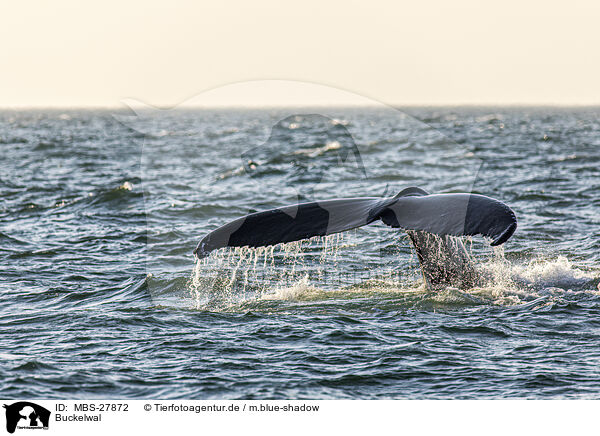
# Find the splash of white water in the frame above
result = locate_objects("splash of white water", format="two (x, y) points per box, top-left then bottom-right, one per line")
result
(188, 234), (598, 310)
(189, 234), (353, 309)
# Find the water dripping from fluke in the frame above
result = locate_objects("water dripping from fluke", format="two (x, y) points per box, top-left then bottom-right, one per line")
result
(183, 231), (599, 313)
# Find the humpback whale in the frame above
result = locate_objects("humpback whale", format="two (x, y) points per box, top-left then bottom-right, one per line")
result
(194, 187), (517, 289)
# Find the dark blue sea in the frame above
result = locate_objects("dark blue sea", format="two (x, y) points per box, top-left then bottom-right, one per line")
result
(1, 107), (599, 399)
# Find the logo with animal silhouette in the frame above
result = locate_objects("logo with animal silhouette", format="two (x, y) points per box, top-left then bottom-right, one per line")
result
(3, 402), (50, 434)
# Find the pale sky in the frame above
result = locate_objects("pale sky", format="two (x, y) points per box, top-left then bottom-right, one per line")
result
(1, 0), (599, 107)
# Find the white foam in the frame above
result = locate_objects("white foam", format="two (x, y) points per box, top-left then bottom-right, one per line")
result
(513, 256), (594, 287)
(261, 275), (317, 301)
(481, 254), (596, 291)
(186, 235), (599, 311)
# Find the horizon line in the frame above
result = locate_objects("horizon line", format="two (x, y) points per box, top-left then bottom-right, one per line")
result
(1, 102), (600, 110)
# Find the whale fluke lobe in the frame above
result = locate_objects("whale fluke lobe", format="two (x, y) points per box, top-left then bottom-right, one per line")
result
(374, 189), (517, 246)
(194, 197), (381, 258)
(194, 187), (517, 259)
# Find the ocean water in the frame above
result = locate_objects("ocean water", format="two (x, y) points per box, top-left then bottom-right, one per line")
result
(1, 107), (599, 399)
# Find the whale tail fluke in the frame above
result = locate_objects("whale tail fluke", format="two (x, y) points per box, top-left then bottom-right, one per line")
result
(194, 187), (517, 259)
(194, 187), (517, 289)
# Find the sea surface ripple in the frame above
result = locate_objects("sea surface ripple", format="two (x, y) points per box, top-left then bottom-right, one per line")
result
(1, 107), (599, 399)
